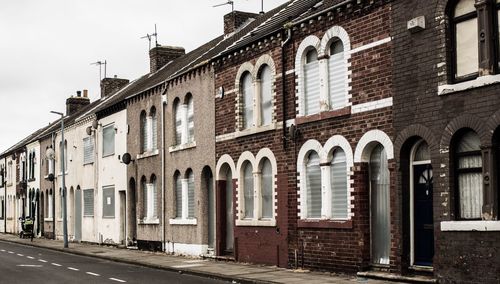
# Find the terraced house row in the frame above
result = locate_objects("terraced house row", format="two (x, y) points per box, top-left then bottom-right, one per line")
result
(1, 0), (499, 283)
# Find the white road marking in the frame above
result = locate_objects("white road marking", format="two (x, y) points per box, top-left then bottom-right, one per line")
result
(38, 259), (47, 263)
(68, 267), (79, 271)
(8, 251), (14, 254)
(171, 264), (204, 268)
(51, 263), (62, 267)
(0, 249), (5, 252)
(17, 253), (24, 256)
(27, 256), (34, 259)
(109, 278), (126, 283)
(17, 264), (43, 267)
(86, 272), (100, 276)
(183, 260), (205, 263)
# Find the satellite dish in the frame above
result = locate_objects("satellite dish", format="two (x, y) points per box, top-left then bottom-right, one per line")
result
(122, 153), (132, 165)
(86, 126), (93, 136)
(47, 173), (54, 182)
(217, 86), (225, 99)
(45, 148), (55, 160)
(92, 120), (99, 129)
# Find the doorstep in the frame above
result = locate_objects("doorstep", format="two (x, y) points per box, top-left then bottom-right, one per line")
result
(357, 271), (437, 283)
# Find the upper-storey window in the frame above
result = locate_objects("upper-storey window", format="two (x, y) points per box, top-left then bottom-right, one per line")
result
(174, 94), (195, 146)
(59, 141), (67, 173)
(241, 72), (254, 129)
(304, 49), (320, 115)
(141, 107), (158, 153)
(83, 137), (94, 165)
(141, 111), (148, 153)
(454, 129), (483, 219)
(451, 0), (500, 81)
(102, 124), (115, 157)
(0, 164), (5, 186)
(259, 65), (273, 126)
(328, 40), (347, 110)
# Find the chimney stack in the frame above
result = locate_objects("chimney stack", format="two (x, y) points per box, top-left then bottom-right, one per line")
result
(66, 90), (90, 116)
(149, 46), (185, 73)
(100, 76), (129, 98)
(224, 11), (259, 35)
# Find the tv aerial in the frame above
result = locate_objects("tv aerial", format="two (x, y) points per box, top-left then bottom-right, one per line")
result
(91, 60), (107, 80)
(213, 0), (234, 11)
(141, 24), (159, 50)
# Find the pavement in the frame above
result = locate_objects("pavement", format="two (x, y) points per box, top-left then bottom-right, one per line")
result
(0, 233), (394, 284)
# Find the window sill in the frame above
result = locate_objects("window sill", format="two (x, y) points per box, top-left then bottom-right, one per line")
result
(102, 153), (115, 158)
(297, 219), (352, 229)
(236, 123), (277, 139)
(169, 141), (196, 153)
(296, 107), (351, 125)
(137, 150), (159, 160)
(7, 217), (13, 220)
(438, 74), (500, 95)
(169, 218), (197, 225)
(28, 178), (36, 182)
(139, 218), (160, 225)
(440, 220), (500, 231)
(102, 216), (115, 219)
(7, 183), (12, 187)
(83, 162), (94, 166)
(83, 215), (94, 218)
(44, 218), (54, 222)
(57, 172), (68, 177)
(235, 219), (276, 227)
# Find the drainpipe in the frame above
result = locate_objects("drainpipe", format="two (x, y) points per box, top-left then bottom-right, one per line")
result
(281, 26), (292, 149)
(4, 156), (6, 233)
(52, 132), (56, 240)
(161, 85), (168, 252)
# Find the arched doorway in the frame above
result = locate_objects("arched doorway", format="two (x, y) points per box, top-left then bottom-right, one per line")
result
(74, 186), (82, 241)
(128, 178), (137, 246)
(202, 166), (215, 251)
(69, 187), (74, 238)
(410, 140), (433, 266)
(217, 164), (234, 256)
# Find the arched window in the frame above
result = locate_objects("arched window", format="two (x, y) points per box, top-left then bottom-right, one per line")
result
(241, 72), (254, 129)
(151, 175), (157, 219)
(141, 176), (147, 219)
(370, 144), (390, 265)
(452, 0), (478, 79)
(243, 162), (254, 218)
(328, 39), (346, 109)
(187, 170), (195, 218)
(175, 172), (182, 218)
(140, 111), (148, 153)
(150, 107), (157, 151)
(306, 151), (321, 218)
(174, 100), (183, 145)
(260, 159), (273, 219)
(330, 148), (348, 219)
(186, 96), (194, 143)
(259, 65), (273, 126)
(454, 130), (483, 219)
(304, 49), (320, 115)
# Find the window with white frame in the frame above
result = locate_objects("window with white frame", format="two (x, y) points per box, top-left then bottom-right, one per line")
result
(142, 175), (158, 221)
(174, 170), (196, 220)
(59, 141), (67, 173)
(47, 189), (53, 219)
(304, 49), (320, 115)
(305, 151), (322, 218)
(141, 107), (158, 153)
(328, 39), (346, 110)
(454, 130), (483, 219)
(59, 188), (63, 218)
(83, 189), (94, 217)
(259, 65), (273, 126)
(7, 161), (12, 185)
(102, 124), (115, 157)
(102, 185), (115, 218)
(330, 149), (348, 219)
(241, 72), (254, 129)
(260, 158), (273, 219)
(83, 137), (94, 164)
(243, 162), (254, 218)
(174, 95), (195, 146)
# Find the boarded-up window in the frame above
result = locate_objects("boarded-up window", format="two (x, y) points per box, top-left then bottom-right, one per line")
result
(304, 49), (320, 115)
(83, 189), (94, 216)
(241, 72), (254, 129)
(331, 149), (348, 219)
(187, 171), (195, 218)
(102, 186), (115, 218)
(83, 137), (94, 164)
(243, 162), (254, 218)
(456, 130), (483, 219)
(261, 159), (273, 219)
(175, 175), (182, 218)
(328, 40), (346, 109)
(102, 124), (115, 157)
(260, 66), (273, 126)
(306, 151), (321, 218)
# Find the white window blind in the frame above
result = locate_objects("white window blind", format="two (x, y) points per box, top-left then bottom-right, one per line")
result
(242, 72), (254, 129)
(455, 18), (478, 77)
(48, 192), (53, 218)
(102, 186), (115, 218)
(152, 178), (158, 219)
(151, 109), (158, 150)
(186, 97), (194, 143)
(370, 145), (390, 265)
(261, 159), (273, 219)
(260, 66), (273, 126)
(304, 50), (320, 115)
(328, 40), (346, 109)
(243, 163), (254, 218)
(331, 149), (348, 219)
(455, 0), (475, 17)
(141, 179), (147, 218)
(187, 171), (195, 218)
(175, 176), (183, 218)
(146, 183), (154, 219)
(83, 137), (94, 164)
(102, 125), (115, 157)
(175, 103), (183, 145)
(141, 113), (148, 153)
(306, 151), (321, 218)
(83, 189), (94, 216)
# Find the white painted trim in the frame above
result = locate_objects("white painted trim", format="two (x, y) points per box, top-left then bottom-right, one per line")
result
(440, 221), (500, 231)
(169, 218), (197, 225)
(351, 97), (393, 114)
(169, 141), (197, 153)
(350, 37), (392, 54)
(165, 242), (208, 256)
(235, 219), (276, 227)
(215, 122), (282, 142)
(354, 130), (394, 162)
(215, 154), (236, 181)
(438, 74), (500, 95)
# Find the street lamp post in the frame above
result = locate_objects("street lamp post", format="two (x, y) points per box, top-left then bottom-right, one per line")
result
(50, 111), (68, 249)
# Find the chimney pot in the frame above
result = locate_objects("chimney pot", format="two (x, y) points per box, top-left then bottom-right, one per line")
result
(77, 90), (82, 97)
(83, 89), (88, 98)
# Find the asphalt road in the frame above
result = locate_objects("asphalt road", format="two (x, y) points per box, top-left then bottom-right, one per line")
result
(0, 241), (229, 284)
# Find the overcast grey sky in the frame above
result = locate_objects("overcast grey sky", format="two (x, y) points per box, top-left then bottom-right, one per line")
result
(0, 0), (288, 152)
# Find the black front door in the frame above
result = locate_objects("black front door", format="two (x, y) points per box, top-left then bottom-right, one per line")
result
(414, 164), (434, 266)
